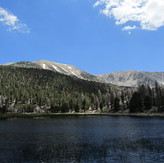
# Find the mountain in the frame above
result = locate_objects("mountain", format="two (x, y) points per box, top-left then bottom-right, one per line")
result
(6, 60), (100, 82)
(4, 60), (164, 87)
(34, 60), (99, 81)
(0, 65), (164, 114)
(0, 66), (121, 113)
(97, 70), (164, 87)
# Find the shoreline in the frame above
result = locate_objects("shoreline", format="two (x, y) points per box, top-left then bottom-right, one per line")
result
(0, 112), (164, 119)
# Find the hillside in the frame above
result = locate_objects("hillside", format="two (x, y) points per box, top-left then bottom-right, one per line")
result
(7, 60), (100, 82)
(97, 70), (164, 87)
(0, 66), (120, 113)
(4, 60), (164, 87)
(0, 66), (164, 114)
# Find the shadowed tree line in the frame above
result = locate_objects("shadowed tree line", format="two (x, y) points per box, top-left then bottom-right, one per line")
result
(0, 66), (163, 113)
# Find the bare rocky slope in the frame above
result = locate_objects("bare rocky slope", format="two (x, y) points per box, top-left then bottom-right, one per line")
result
(97, 70), (164, 87)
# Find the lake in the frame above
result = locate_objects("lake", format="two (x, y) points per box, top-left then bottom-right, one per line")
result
(0, 116), (164, 163)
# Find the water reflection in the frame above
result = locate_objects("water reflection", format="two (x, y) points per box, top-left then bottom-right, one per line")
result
(5, 137), (163, 163)
(0, 116), (163, 163)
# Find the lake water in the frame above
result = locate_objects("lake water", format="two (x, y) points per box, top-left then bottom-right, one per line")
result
(0, 116), (164, 163)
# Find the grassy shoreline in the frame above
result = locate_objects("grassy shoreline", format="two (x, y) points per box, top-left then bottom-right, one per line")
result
(0, 112), (164, 120)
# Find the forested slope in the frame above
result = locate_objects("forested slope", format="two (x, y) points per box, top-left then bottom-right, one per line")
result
(0, 66), (164, 114)
(0, 66), (121, 113)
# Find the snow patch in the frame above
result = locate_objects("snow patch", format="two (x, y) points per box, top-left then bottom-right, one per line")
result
(71, 71), (79, 77)
(71, 71), (77, 76)
(61, 67), (68, 72)
(53, 65), (60, 72)
(42, 64), (46, 69)
(68, 66), (72, 69)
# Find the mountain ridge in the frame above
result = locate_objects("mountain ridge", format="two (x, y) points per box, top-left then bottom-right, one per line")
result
(3, 60), (164, 87)
(4, 60), (100, 82)
(97, 70), (164, 87)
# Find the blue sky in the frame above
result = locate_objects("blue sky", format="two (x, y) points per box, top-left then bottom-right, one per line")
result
(0, 0), (164, 75)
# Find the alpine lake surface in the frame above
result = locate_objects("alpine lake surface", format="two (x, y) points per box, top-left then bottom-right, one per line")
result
(0, 115), (164, 163)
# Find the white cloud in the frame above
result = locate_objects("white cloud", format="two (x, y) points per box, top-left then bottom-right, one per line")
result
(94, 0), (164, 31)
(0, 7), (30, 33)
(122, 25), (137, 31)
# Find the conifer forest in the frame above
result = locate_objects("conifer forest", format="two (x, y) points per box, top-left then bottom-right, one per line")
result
(0, 66), (164, 114)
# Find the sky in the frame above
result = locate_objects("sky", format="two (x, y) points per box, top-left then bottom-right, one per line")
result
(0, 0), (164, 75)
